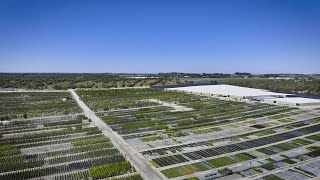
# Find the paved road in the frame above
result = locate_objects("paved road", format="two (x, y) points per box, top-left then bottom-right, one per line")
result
(69, 89), (166, 180)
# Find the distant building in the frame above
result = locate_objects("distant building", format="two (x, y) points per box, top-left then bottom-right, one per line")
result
(267, 77), (294, 80)
(166, 84), (290, 100)
(264, 97), (320, 107)
(166, 84), (320, 108)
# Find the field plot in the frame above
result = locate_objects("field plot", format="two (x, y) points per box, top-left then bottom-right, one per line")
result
(0, 92), (81, 120)
(77, 88), (200, 112)
(77, 87), (320, 179)
(0, 91), (142, 180)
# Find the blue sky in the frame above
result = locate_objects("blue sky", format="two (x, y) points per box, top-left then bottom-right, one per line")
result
(0, 0), (319, 73)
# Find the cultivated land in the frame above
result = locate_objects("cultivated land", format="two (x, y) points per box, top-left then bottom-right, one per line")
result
(0, 92), (81, 120)
(1, 87), (320, 180)
(77, 88), (320, 180)
(69, 89), (165, 180)
(0, 91), (143, 180)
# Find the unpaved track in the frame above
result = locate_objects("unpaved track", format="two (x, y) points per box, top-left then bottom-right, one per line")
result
(69, 89), (166, 180)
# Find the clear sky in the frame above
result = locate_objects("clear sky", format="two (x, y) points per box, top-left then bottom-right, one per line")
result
(0, 0), (319, 74)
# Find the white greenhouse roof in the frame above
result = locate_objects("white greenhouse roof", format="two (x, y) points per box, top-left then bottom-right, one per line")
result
(272, 97), (320, 104)
(166, 85), (290, 97)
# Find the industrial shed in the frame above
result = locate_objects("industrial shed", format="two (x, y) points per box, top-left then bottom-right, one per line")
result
(166, 85), (290, 100)
(264, 97), (320, 107)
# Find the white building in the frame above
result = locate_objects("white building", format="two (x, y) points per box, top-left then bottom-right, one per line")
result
(166, 85), (290, 100)
(166, 84), (320, 107)
(264, 97), (320, 107)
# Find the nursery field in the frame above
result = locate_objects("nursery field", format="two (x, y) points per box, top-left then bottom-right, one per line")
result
(0, 92), (81, 120)
(0, 114), (142, 180)
(0, 91), (142, 180)
(77, 88), (201, 111)
(1, 88), (320, 180)
(78, 88), (320, 180)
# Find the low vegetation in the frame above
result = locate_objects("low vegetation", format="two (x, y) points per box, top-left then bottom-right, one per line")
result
(0, 92), (81, 120)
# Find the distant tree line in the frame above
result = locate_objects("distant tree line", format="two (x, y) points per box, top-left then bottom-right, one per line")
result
(1, 73), (319, 94)
(0, 73), (184, 90)
(225, 79), (320, 95)
(159, 72), (318, 79)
